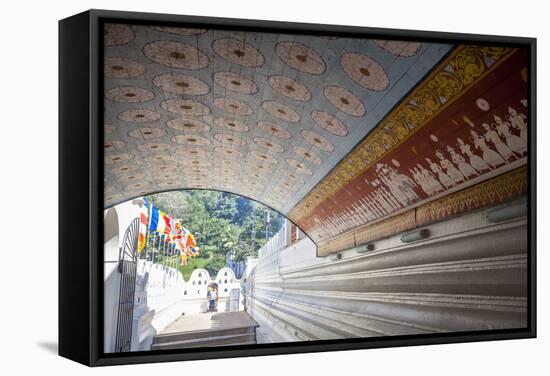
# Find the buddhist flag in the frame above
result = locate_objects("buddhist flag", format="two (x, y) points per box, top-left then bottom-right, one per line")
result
(156, 210), (167, 234)
(186, 233), (197, 249)
(149, 205), (159, 232)
(163, 214), (172, 235)
(137, 203), (148, 253)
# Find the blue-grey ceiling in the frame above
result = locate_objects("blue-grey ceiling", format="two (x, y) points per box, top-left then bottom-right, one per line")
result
(103, 23), (453, 213)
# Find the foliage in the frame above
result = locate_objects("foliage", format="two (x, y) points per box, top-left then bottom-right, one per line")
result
(145, 190), (284, 278)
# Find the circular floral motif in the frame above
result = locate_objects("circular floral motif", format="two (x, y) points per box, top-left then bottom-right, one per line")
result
(117, 172), (146, 184)
(286, 159), (313, 176)
(118, 109), (161, 123)
(143, 41), (209, 69)
(171, 135), (211, 146)
(105, 86), (154, 103)
(246, 161), (276, 173)
(221, 158), (238, 166)
(213, 98), (252, 115)
(213, 117), (250, 132)
(213, 133), (246, 146)
(374, 40), (422, 57)
(104, 57), (145, 78)
(213, 72), (258, 94)
(155, 172), (180, 181)
(181, 158), (212, 168)
(153, 73), (210, 95)
(137, 143), (170, 152)
(212, 38), (265, 67)
(268, 75), (312, 101)
(247, 171), (271, 184)
(175, 148), (210, 159)
(262, 101), (300, 123)
(124, 182), (154, 193)
(250, 150), (278, 164)
(275, 41), (326, 75)
(104, 24), (135, 46)
(341, 52), (389, 91)
(280, 169), (306, 184)
(257, 121), (291, 139)
(128, 127), (166, 139)
(310, 111), (349, 136)
(293, 146), (322, 165)
(105, 153), (133, 165)
(167, 118), (211, 132)
(323, 85), (366, 117)
(301, 129), (334, 152)
(104, 124), (116, 135)
(254, 137), (284, 153)
(161, 99), (210, 116)
(154, 26), (207, 36)
(145, 154), (174, 163)
(157, 181), (181, 189)
(103, 140), (126, 151)
(214, 146), (243, 159)
(157, 164), (179, 173)
(278, 180), (303, 192)
(110, 165), (139, 175)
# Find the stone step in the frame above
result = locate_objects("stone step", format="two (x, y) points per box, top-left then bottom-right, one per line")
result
(153, 325), (253, 345)
(151, 332), (256, 350)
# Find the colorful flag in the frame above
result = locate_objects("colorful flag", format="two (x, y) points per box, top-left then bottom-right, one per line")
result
(137, 203), (148, 253)
(163, 214), (172, 235)
(149, 205), (159, 232)
(186, 233), (197, 249)
(156, 210), (167, 234)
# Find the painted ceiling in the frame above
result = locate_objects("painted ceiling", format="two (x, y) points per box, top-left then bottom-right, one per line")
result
(103, 23), (529, 250)
(103, 23), (452, 212)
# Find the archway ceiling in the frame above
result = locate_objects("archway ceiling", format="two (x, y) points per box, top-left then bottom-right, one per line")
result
(103, 23), (452, 213)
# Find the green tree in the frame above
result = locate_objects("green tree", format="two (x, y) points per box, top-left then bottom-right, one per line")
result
(145, 189), (284, 278)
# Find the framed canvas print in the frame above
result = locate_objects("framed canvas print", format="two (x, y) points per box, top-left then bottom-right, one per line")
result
(59, 9), (536, 366)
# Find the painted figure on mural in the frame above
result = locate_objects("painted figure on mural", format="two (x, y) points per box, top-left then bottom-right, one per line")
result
(507, 107), (528, 142)
(470, 129), (505, 168)
(376, 163), (418, 206)
(447, 145), (478, 180)
(481, 123), (515, 162)
(412, 163), (444, 196)
(426, 157), (453, 189)
(436, 150), (464, 186)
(493, 113), (527, 156)
(457, 137), (490, 173)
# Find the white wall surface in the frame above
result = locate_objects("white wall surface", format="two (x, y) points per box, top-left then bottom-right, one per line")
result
(0, 1), (547, 375)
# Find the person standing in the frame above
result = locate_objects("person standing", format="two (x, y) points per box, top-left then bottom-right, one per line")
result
(206, 287), (212, 312)
(209, 288), (218, 312)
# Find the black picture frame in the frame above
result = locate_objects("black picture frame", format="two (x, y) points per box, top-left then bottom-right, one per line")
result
(59, 9), (537, 367)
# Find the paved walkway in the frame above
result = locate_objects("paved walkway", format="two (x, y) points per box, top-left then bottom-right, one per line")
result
(160, 311), (258, 335)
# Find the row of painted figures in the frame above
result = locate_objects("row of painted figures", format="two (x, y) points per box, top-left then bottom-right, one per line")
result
(317, 105), (528, 238)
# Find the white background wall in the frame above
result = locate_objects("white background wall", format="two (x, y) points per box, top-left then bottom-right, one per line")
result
(0, 0), (547, 374)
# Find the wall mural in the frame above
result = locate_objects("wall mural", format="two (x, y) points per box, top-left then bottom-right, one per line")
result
(291, 49), (529, 243)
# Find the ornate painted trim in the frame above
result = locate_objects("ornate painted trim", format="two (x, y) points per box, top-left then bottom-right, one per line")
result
(317, 166), (527, 256)
(290, 46), (516, 222)
(416, 165), (527, 226)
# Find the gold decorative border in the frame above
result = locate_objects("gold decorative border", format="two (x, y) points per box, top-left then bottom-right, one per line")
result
(416, 166), (527, 226)
(290, 45), (516, 223)
(317, 166), (527, 256)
